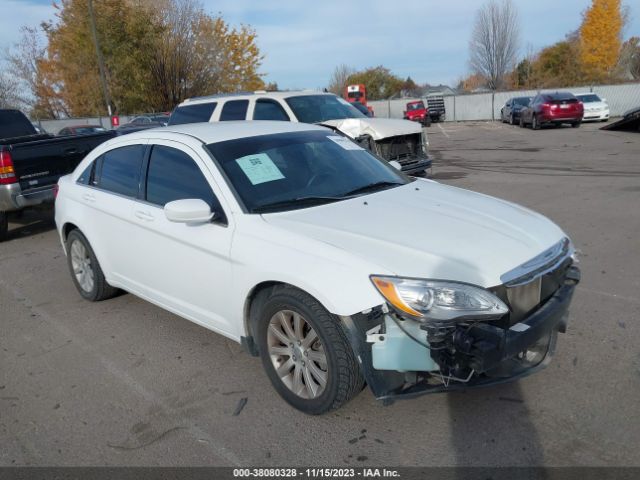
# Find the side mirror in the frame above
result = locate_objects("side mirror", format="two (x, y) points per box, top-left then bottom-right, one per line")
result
(389, 160), (402, 171)
(164, 199), (214, 224)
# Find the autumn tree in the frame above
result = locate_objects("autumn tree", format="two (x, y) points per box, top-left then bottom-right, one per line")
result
(11, 0), (264, 118)
(327, 64), (355, 96)
(579, 0), (623, 82)
(346, 66), (403, 100)
(469, 0), (520, 90)
(530, 34), (584, 88)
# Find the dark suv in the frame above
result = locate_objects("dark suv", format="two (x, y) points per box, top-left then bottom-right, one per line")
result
(520, 92), (584, 129)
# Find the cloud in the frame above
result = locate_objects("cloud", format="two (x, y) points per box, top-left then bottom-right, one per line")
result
(0, 0), (54, 54)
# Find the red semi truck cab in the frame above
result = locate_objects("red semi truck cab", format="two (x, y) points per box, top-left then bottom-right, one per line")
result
(404, 100), (431, 126)
(344, 84), (374, 116)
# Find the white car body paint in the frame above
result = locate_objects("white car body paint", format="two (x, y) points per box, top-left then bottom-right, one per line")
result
(55, 122), (568, 346)
(318, 117), (422, 141)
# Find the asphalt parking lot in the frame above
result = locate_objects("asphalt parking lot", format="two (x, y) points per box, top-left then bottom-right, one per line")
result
(1, 120), (639, 467)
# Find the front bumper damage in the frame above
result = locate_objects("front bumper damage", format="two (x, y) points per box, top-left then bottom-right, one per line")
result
(340, 265), (580, 405)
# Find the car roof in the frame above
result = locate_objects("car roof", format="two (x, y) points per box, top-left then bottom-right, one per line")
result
(109, 121), (328, 145)
(179, 90), (335, 106)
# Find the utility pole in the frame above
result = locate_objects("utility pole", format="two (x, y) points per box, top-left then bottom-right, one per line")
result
(88, 0), (112, 116)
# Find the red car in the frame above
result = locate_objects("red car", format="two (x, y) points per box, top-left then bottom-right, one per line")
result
(519, 92), (583, 129)
(403, 100), (431, 126)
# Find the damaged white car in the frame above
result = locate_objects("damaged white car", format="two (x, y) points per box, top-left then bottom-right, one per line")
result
(55, 122), (579, 415)
(169, 90), (432, 176)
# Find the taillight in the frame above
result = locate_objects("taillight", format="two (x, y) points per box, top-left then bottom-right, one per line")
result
(0, 151), (17, 185)
(543, 103), (553, 110)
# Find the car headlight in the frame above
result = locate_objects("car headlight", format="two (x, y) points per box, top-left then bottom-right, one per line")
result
(370, 276), (508, 324)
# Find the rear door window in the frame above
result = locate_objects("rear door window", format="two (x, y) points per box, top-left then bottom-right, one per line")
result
(168, 103), (217, 125)
(96, 145), (145, 197)
(220, 100), (249, 121)
(253, 99), (290, 121)
(145, 145), (224, 219)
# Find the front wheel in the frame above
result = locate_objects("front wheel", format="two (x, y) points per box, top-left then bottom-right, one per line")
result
(256, 286), (364, 414)
(510, 114), (515, 125)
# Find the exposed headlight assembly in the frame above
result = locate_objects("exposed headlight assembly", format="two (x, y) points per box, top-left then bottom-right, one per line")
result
(371, 276), (508, 324)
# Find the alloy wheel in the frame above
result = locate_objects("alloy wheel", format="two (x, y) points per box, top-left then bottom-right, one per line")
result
(267, 310), (328, 399)
(70, 239), (94, 293)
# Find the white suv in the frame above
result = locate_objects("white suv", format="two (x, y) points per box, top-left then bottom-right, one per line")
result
(169, 91), (432, 176)
(55, 121), (579, 414)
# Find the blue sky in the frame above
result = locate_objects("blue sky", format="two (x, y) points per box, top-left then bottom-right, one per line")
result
(2, 0), (639, 88)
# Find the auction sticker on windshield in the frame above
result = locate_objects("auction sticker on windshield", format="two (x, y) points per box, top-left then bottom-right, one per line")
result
(327, 135), (364, 151)
(235, 153), (285, 185)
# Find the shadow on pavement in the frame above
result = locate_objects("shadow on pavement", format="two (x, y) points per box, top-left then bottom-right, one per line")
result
(5, 206), (56, 241)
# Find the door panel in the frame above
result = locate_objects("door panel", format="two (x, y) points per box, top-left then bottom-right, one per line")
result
(127, 141), (236, 336)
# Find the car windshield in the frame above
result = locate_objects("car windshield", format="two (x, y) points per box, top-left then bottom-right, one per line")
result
(577, 94), (601, 103)
(285, 95), (367, 123)
(206, 130), (410, 213)
(407, 102), (425, 111)
(513, 97), (530, 106)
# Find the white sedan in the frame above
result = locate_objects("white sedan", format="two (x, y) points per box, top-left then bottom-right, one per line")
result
(55, 122), (580, 414)
(575, 93), (610, 122)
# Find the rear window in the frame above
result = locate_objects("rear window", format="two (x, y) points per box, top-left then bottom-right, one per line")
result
(168, 103), (217, 125)
(547, 93), (577, 102)
(96, 145), (145, 197)
(0, 110), (37, 139)
(220, 100), (249, 121)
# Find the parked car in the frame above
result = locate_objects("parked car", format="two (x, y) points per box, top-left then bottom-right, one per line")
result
(55, 121), (580, 414)
(0, 109), (115, 241)
(118, 113), (170, 131)
(520, 92), (584, 129)
(575, 93), (609, 122)
(403, 100), (431, 126)
(500, 97), (531, 125)
(169, 91), (432, 176)
(58, 125), (107, 136)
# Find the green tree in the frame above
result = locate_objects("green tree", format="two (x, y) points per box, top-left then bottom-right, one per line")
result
(346, 66), (403, 100)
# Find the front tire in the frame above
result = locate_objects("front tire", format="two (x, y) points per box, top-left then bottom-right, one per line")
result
(66, 229), (118, 301)
(256, 286), (364, 414)
(519, 115), (525, 128)
(0, 211), (8, 242)
(509, 114), (515, 125)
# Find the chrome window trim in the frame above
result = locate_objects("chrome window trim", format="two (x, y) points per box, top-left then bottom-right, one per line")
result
(500, 237), (573, 287)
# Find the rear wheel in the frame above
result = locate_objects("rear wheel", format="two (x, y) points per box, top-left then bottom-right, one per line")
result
(571, 121), (581, 128)
(532, 115), (540, 130)
(66, 229), (118, 301)
(0, 211), (8, 242)
(256, 286), (364, 414)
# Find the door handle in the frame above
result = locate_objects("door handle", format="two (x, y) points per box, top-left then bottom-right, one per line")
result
(81, 193), (95, 203)
(135, 210), (154, 221)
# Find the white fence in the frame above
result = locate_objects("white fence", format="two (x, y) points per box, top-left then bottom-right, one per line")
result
(32, 115), (138, 135)
(369, 82), (640, 122)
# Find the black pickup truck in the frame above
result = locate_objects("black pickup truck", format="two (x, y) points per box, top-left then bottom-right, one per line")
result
(0, 109), (116, 241)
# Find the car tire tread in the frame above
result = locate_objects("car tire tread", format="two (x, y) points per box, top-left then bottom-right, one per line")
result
(66, 229), (118, 302)
(257, 286), (364, 415)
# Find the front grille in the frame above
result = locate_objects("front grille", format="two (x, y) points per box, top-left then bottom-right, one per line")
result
(375, 134), (424, 166)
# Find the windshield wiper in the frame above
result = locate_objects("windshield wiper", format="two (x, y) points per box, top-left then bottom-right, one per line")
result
(253, 196), (344, 213)
(340, 181), (404, 197)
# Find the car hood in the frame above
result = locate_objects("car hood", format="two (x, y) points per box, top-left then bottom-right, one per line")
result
(262, 179), (567, 287)
(319, 117), (422, 141)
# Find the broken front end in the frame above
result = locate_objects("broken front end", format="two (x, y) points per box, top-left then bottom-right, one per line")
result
(341, 238), (580, 404)
(362, 131), (432, 176)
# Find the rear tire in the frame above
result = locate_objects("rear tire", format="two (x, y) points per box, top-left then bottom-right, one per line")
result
(66, 229), (118, 301)
(256, 286), (364, 414)
(571, 121), (581, 128)
(532, 115), (540, 130)
(0, 211), (8, 242)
